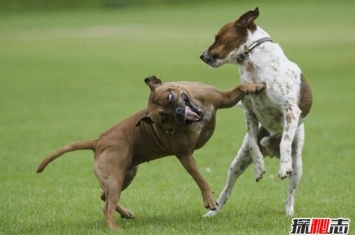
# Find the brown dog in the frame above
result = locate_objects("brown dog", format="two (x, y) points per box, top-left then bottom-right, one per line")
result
(37, 75), (265, 230)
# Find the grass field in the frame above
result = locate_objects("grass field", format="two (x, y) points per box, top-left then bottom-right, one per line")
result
(1, 1), (354, 234)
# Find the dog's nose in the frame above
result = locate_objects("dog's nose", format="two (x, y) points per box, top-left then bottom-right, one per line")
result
(199, 54), (205, 62)
(176, 106), (185, 115)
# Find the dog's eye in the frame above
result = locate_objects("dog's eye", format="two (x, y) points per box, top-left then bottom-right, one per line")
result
(168, 92), (174, 103)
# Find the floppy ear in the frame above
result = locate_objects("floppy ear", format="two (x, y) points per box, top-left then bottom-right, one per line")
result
(234, 7), (259, 28)
(136, 115), (154, 127)
(145, 75), (163, 91)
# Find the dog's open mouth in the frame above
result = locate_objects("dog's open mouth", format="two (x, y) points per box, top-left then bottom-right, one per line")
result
(183, 94), (203, 124)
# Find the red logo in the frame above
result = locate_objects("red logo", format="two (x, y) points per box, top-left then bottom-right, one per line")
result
(290, 218), (350, 234)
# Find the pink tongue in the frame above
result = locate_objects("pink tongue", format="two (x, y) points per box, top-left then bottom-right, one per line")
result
(185, 106), (200, 120)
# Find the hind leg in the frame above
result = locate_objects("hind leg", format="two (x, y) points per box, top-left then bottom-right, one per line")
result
(101, 191), (134, 219)
(100, 166), (138, 219)
(101, 177), (123, 230)
(94, 151), (131, 230)
(204, 133), (253, 217)
(279, 105), (302, 179)
(285, 124), (304, 216)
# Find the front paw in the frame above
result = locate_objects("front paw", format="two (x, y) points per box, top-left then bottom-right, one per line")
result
(279, 159), (292, 179)
(254, 82), (266, 94)
(202, 191), (218, 211)
(240, 83), (266, 95)
(278, 165), (292, 179)
(254, 163), (266, 182)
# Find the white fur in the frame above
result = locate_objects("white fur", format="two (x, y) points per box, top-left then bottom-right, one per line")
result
(204, 26), (306, 217)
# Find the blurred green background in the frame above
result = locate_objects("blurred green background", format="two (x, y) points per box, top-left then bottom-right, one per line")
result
(3, 0), (236, 11)
(1, 0), (354, 234)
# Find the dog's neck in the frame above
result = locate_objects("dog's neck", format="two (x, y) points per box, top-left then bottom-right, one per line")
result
(235, 37), (273, 64)
(235, 27), (270, 58)
(227, 26), (273, 67)
(235, 26), (285, 70)
(245, 26), (271, 46)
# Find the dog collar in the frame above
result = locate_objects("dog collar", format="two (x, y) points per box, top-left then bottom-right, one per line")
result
(236, 37), (273, 64)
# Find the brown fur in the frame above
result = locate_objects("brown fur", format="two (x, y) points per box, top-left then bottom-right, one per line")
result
(37, 76), (265, 230)
(299, 74), (313, 118)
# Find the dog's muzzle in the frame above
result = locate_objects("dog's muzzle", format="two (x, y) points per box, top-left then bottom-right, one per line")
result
(200, 52), (220, 68)
(175, 93), (203, 125)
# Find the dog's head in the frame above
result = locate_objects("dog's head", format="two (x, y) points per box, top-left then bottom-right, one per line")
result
(200, 7), (259, 67)
(136, 76), (204, 132)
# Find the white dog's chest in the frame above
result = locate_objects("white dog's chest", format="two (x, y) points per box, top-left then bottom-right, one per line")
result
(242, 95), (284, 134)
(240, 60), (302, 135)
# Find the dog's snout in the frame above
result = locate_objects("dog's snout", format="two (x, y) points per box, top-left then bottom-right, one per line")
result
(175, 105), (186, 126)
(176, 106), (185, 115)
(200, 52), (217, 65)
(200, 53), (211, 64)
(200, 54), (205, 61)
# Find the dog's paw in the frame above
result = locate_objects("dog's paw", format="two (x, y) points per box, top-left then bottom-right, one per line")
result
(286, 204), (295, 217)
(203, 210), (219, 218)
(254, 164), (266, 182)
(278, 165), (292, 180)
(204, 201), (218, 211)
(116, 206), (134, 219)
(202, 191), (218, 211)
(240, 83), (266, 95)
(285, 205), (295, 217)
(254, 82), (267, 94)
(120, 211), (134, 219)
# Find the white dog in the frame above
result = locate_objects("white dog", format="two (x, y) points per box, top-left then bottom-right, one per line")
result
(200, 7), (313, 216)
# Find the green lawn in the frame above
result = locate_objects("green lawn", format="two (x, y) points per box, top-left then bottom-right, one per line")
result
(1, 1), (354, 234)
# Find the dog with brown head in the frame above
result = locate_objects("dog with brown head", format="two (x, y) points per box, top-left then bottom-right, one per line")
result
(37, 75), (265, 230)
(200, 8), (313, 218)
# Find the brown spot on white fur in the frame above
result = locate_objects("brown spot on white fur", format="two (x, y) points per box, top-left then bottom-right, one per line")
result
(246, 61), (255, 72)
(298, 74), (313, 118)
(284, 134), (291, 141)
(286, 113), (294, 124)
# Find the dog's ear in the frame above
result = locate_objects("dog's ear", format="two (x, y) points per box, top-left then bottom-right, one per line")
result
(136, 115), (154, 127)
(145, 75), (163, 91)
(235, 7), (259, 29)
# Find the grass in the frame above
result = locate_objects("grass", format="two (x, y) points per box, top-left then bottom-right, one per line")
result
(1, 1), (354, 234)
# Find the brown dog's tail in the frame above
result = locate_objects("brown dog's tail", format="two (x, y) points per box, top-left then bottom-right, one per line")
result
(37, 140), (97, 173)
